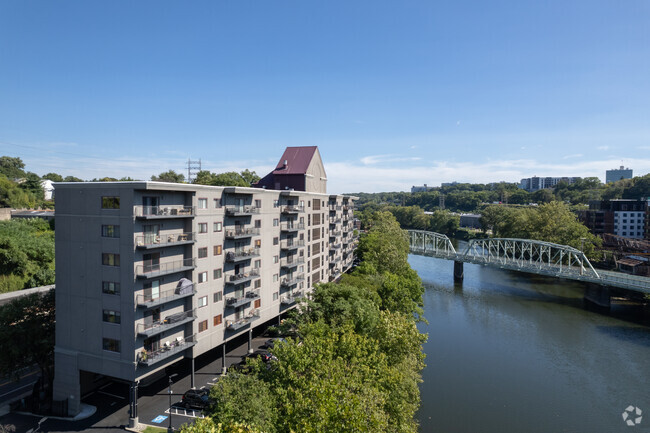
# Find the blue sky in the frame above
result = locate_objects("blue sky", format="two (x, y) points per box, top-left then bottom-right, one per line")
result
(1, 1), (649, 193)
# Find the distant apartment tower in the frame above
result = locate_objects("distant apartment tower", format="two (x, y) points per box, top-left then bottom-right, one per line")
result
(606, 166), (633, 184)
(518, 176), (580, 192)
(411, 184), (434, 193)
(52, 147), (358, 422)
(580, 199), (648, 240)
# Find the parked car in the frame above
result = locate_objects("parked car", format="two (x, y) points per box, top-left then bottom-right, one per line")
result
(261, 338), (286, 350)
(243, 349), (278, 363)
(181, 388), (210, 410)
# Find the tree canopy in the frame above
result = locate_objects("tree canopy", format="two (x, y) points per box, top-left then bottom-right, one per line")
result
(194, 170), (261, 187)
(151, 170), (185, 183)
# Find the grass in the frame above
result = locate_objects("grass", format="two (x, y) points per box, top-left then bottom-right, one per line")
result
(142, 426), (167, 433)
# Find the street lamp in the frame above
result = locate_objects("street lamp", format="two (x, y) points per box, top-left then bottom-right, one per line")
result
(168, 373), (178, 433)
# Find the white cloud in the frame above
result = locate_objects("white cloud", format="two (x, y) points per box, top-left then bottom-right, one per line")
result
(360, 154), (422, 165)
(562, 153), (583, 159)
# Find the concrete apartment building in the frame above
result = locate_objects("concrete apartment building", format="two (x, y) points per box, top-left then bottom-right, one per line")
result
(518, 176), (580, 192)
(52, 147), (357, 422)
(580, 199), (649, 240)
(605, 166), (633, 184)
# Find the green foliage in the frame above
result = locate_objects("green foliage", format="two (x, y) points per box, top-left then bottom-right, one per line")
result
(42, 173), (63, 182)
(0, 290), (55, 390)
(63, 175), (83, 182)
(179, 418), (266, 433)
(356, 211), (410, 275)
(0, 156), (26, 180)
(0, 219), (55, 292)
(0, 174), (38, 208)
(151, 170), (185, 183)
(194, 170), (261, 187)
(305, 283), (381, 334)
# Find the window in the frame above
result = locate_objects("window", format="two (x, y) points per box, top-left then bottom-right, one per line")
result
(273, 292), (279, 301)
(198, 320), (208, 332)
(255, 260), (261, 268)
(273, 255), (279, 264)
(273, 200), (279, 208)
(214, 198), (221, 208)
(198, 223), (208, 233)
(273, 218), (279, 227)
(102, 253), (120, 266)
(214, 315), (223, 326)
(313, 199), (320, 210)
(102, 196), (120, 209)
(103, 310), (121, 324)
(199, 296), (208, 307)
(214, 268), (222, 279)
(214, 291), (223, 302)
(214, 222), (222, 232)
(255, 220), (262, 229)
(255, 239), (261, 248)
(198, 247), (208, 258)
(214, 245), (222, 255)
(254, 279), (261, 289)
(199, 271), (208, 283)
(273, 237), (279, 245)
(103, 338), (120, 353)
(273, 273), (279, 282)
(254, 299), (261, 309)
(101, 225), (120, 238)
(313, 214), (320, 225)
(102, 281), (120, 295)
(198, 198), (208, 209)
(313, 228), (320, 241)
(255, 199), (262, 209)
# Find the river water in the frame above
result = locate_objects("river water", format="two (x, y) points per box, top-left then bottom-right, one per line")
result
(412, 253), (650, 433)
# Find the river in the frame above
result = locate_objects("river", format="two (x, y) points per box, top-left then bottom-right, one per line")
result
(412, 253), (650, 433)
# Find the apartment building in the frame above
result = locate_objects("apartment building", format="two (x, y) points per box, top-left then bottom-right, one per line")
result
(518, 176), (581, 192)
(52, 147), (357, 423)
(580, 199), (649, 240)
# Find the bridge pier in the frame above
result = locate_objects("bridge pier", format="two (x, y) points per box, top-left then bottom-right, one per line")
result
(453, 261), (464, 281)
(584, 283), (610, 309)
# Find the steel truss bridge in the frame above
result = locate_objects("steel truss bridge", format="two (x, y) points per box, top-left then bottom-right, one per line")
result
(408, 230), (650, 296)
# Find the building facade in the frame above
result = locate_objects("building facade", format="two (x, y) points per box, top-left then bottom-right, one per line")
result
(605, 166), (633, 184)
(52, 149), (357, 420)
(518, 176), (580, 192)
(580, 199), (648, 240)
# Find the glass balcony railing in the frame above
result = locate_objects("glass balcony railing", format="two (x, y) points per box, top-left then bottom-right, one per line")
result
(135, 258), (195, 278)
(136, 309), (196, 337)
(280, 274), (305, 287)
(280, 222), (305, 232)
(137, 334), (197, 366)
(280, 239), (305, 250)
(281, 290), (303, 305)
(136, 282), (196, 308)
(135, 232), (196, 248)
(280, 257), (305, 268)
(225, 269), (260, 285)
(282, 205), (305, 214)
(134, 205), (195, 218)
(224, 206), (260, 216)
(226, 310), (261, 331)
(224, 227), (260, 239)
(226, 248), (261, 262)
(225, 289), (260, 308)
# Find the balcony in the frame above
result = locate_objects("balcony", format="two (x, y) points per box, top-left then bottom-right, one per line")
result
(226, 248), (261, 263)
(330, 243), (341, 250)
(224, 205), (260, 216)
(280, 222), (305, 233)
(282, 205), (305, 214)
(330, 230), (341, 237)
(281, 239), (305, 251)
(135, 232), (196, 249)
(280, 274), (305, 287)
(226, 310), (261, 331)
(342, 205), (352, 212)
(225, 269), (260, 286)
(136, 258), (196, 279)
(134, 205), (195, 219)
(281, 257), (305, 269)
(225, 289), (260, 308)
(329, 205), (342, 211)
(224, 227), (260, 239)
(137, 334), (197, 367)
(136, 281), (196, 308)
(330, 256), (341, 265)
(281, 291), (303, 305)
(329, 217), (342, 224)
(136, 309), (196, 337)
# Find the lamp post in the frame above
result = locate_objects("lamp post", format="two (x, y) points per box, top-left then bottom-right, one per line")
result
(168, 373), (178, 433)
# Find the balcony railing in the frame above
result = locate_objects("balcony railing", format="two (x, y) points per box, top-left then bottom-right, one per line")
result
(137, 334), (197, 366)
(226, 310), (261, 331)
(281, 239), (305, 250)
(282, 205), (305, 214)
(330, 256), (341, 264)
(136, 258), (196, 278)
(225, 289), (260, 308)
(225, 269), (260, 285)
(280, 274), (305, 287)
(136, 282), (196, 308)
(330, 243), (341, 250)
(224, 227), (260, 239)
(136, 309), (196, 337)
(135, 232), (196, 248)
(329, 205), (342, 211)
(280, 222), (305, 232)
(226, 248), (261, 262)
(224, 205), (260, 216)
(329, 217), (342, 224)
(330, 230), (341, 237)
(134, 205), (195, 218)
(281, 257), (305, 269)
(281, 290), (303, 305)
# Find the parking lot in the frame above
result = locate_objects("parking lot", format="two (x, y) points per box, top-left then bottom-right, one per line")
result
(0, 331), (272, 432)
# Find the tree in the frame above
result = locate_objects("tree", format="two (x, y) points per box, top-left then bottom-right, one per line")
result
(193, 170), (218, 185)
(0, 290), (55, 394)
(0, 156), (26, 180)
(151, 170), (185, 183)
(20, 172), (44, 198)
(42, 173), (63, 182)
(240, 169), (261, 185)
(63, 175), (83, 182)
(212, 172), (249, 187)
(179, 417), (267, 433)
(356, 211), (410, 276)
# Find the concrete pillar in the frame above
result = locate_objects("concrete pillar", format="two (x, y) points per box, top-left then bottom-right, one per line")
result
(248, 329), (254, 354)
(453, 261), (464, 281)
(221, 344), (227, 375)
(129, 381), (139, 428)
(190, 358), (195, 389)
(584, 283), (611, 309)
(52, 350), (81, 416)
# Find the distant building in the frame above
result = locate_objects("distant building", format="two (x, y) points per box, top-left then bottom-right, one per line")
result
(459, 214), (481, 229)
(518, 176), (580, 192)
(606, 166), (633, 184)
(580, 199), (648, 240)
(411, 184), (435, 193)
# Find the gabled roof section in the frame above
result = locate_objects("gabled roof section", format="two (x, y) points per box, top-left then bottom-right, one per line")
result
(272, 146), (318, 175)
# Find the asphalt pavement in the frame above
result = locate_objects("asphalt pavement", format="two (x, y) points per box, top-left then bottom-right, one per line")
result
(0, 330), (272, 433)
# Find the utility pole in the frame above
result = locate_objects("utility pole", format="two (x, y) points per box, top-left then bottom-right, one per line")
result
(186, 159), (201, 183)
(439, 194), (445, 210)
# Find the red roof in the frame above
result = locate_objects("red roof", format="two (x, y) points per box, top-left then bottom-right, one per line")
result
(272, 146), (318, 175)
